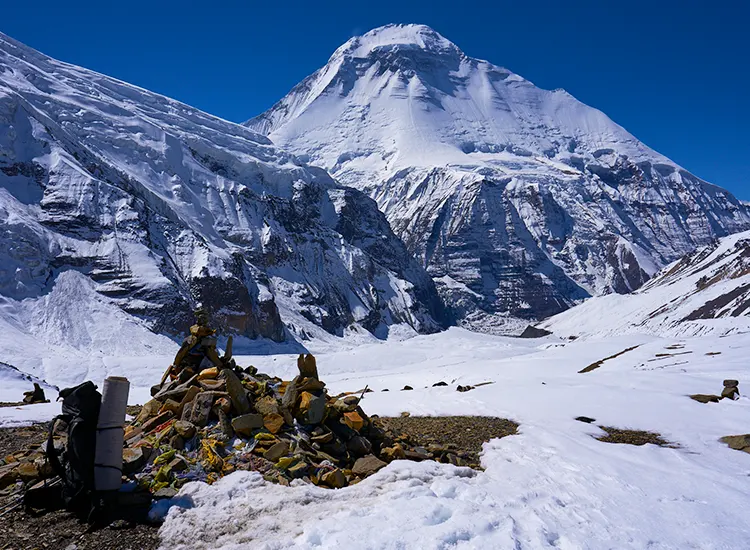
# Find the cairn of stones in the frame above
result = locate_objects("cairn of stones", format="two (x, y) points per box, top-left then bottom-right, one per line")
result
(116, 354), (462, 498)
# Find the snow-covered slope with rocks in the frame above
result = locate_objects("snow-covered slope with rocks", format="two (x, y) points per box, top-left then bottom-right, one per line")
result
(542, 229), (750, 339)
(248, 23), (750, 332)
(157, 328), (750, 549)
(0, 31), (447, 353)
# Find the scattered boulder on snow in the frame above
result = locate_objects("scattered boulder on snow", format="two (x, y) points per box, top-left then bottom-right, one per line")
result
(457, 385), (475, 392)
(721, 380), (740, 400)
(720, 434), (750, 453)
(519, 325), (553, 338)
(21, 383), (48, 404)
(690, 394), (722, 404)
(690, 380), (740, 403)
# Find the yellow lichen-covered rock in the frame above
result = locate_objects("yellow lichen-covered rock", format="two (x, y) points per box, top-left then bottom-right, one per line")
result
(199, 439), (224, 472)
(198, 366), (219, 380)
(380, 443), (406, 461)
(264, 413), (285, 434)
(321, 468), (346, 489)
(343, 411), (365, 432)
(190, 324), (216, 338)
(276, 456), (295, 470)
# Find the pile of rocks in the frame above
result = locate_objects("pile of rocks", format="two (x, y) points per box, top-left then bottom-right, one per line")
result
(721, 379), (740, 400)
(121, 354), (452, 497)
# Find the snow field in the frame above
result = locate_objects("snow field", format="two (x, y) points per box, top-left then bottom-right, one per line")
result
(156, 328), (750, 549)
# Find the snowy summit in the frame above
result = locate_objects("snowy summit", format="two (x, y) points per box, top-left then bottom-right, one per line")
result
(248, 24), (750, 332)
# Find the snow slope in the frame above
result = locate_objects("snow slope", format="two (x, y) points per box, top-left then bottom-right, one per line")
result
(0, 360), (56, 401)
(156, 328), (750, 549)
(543, 229), (750, 338)
(0, 30), (446, 355)
(248, 24), (750, 331)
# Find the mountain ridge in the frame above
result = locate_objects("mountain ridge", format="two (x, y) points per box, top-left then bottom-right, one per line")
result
(247, 23), (750, 331)
(542, 229), (750, 338)
(0, 29), (447, 350)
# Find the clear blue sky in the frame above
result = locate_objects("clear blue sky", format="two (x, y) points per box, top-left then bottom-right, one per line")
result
(3, 0), (748, 197)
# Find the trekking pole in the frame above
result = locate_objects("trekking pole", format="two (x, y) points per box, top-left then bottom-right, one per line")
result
(0, 476), (63, 518)
(358, 385), (369, 400)
(0, 498), (23, 519)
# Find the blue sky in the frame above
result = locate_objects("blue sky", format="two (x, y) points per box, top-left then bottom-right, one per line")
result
(3, 0), (748, 197)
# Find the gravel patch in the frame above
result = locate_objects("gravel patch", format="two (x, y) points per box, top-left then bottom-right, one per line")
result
(378, 415), (519, 467)
(0, 423), (158, 550)
(596, 426), (677, 448)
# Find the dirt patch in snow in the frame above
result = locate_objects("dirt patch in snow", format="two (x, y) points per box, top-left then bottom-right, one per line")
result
(596, 426), (678, 448)
(579, 345), (640, 373)
(378, 416), (519, 468)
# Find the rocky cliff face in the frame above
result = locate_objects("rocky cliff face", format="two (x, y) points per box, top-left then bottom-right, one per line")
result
(247, 24), (750, 332)
(0, 31), (446, 346)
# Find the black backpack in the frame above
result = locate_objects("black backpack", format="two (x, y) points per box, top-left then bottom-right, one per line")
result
(45, 381), (101, 515)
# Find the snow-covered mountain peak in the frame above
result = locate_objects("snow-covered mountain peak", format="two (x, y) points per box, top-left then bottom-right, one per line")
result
(248, 25), (750, 332)
(332, 24), (463, 60)
(247, 23), (661, 176)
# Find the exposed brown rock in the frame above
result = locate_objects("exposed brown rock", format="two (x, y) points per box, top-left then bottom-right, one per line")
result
(174, 420), (196, 439)
(343, 411), (365, 431)
(264, 413), (285, 434)
(720, 434), (750, 453)
(231, 413), (264, 436)
(140, 411), (173, 433)
(690, 394), (721, 404)
(352, 455), (387, 477)
(221, 368), (250, 415)
(136, 399), (161, 424)
(264, 441), (290, 462)
(255, 396), (281, 416)
(297, 354), (319, 379)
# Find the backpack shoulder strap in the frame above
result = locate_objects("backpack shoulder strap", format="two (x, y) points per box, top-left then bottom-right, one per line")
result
(46, 414), (70, 483)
